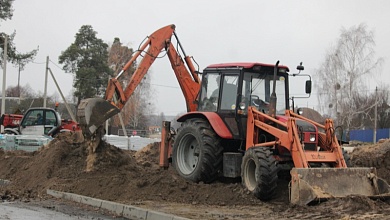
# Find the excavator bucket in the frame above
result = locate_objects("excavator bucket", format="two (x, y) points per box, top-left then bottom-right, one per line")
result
(290, 167), (390, 205)
(77, 98), (120, 135)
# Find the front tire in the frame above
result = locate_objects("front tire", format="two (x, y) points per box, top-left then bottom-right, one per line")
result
(342, 148), (351, 167)
(241, 147), (279, 201)
(172, 118), (223, 183)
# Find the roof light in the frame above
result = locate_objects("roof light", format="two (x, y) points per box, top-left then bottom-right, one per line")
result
(279, 68), (287, 73)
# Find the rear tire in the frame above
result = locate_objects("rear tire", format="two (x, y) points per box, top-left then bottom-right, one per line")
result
(241, 147), (279, 201)
(4, 130), (17, 135)
(172, 118), (223, 183)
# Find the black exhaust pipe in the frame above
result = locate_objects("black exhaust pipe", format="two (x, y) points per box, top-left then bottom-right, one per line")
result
(268, 60), (279, 118)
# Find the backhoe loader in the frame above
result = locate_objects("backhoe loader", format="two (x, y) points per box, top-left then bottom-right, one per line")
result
(77, 24), (390, 205)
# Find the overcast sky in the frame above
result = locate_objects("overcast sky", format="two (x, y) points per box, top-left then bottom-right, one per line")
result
(2, 0), (389, 115)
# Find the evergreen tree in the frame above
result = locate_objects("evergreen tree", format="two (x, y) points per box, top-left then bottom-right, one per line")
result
(0, 0), (37, 68)
(59, 25), (112, 105)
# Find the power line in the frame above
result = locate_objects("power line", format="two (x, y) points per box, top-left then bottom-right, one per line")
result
(31, 61), (46, 65)
(49, 59), (63, 70)
(150, 83), (179, 89)
(49, 59), (76, 76)
(49, 59), (62, 69)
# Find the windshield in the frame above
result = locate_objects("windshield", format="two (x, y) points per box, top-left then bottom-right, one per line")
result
(242, 72), (287, 114)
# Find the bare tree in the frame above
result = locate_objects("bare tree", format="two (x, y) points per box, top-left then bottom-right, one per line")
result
(1, 84), (63, 114)
(316, 23), (383, 130)
(107, 38), (134, 127)
(108, 38), (134, 76)
(107, 38), (154, 130)
(346, 86), (390, 130)
(376, 88), (390, 129)
(124, 76), (151, 130)
(5, 84), (34, 98)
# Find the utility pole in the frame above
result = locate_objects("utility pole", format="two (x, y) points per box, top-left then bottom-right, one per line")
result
(373, 86), (378, 144)
(1, 35), (8, 133)
(43, 56), (49, 107)
(17, 58), (21, 104)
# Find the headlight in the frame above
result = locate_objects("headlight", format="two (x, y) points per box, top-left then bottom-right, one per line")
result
(297, 108), (303, 115)
(309, 134), (316, 142)
(239, 102), (246, 110)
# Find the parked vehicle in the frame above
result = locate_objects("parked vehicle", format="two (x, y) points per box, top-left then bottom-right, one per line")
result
(2, 107), (79, 136)
(0, 114), (23, 129)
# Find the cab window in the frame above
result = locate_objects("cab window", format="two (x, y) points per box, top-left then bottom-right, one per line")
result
(21, 110), (44, 126)
(199, 73), (239, 111)
(220, 75), (238, 110)
(45, 110), (57, 126)
(241, 73), (286, 114)
(199, 73), (220, 111)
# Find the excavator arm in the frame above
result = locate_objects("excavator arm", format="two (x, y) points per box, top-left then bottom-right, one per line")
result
(77, 24), (201, 134)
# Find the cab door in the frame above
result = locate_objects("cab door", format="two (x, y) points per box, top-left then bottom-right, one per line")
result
(198, 71), (241, 138)
(218, 74), (241, 138)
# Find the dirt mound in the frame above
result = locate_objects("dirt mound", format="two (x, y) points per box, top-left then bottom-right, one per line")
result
(350, 139), (390, 183)
(0, 133), (261, 206)
(1, 133), (390, 219)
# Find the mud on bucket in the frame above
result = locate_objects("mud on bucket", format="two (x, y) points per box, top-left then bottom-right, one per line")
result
(77, 98), (120, 134)
(290, 167), (390, 205)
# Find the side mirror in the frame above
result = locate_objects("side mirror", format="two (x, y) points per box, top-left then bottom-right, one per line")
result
(305, 80), (312, 94)
(297, 62), (304, 71)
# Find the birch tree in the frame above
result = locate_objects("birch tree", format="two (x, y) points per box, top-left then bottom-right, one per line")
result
(316, 23), (383, 130)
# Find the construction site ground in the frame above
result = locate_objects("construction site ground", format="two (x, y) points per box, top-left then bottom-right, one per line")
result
(1, 132), (390, 220)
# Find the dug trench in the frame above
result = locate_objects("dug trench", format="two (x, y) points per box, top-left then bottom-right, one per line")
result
(1, 132), (390, 219)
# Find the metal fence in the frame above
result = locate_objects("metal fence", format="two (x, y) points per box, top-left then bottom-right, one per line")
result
(0, 134), (52, 152)
(116, 129), (149, 137)
(104, 135), (161, 151)
(349, 128), (390, 143)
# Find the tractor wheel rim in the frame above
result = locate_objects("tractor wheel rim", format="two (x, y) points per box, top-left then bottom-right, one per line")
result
(244, 158), (257, 191)
(177, 133), (199, 175)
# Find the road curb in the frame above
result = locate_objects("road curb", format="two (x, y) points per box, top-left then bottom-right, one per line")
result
(47, 189), (189, 220)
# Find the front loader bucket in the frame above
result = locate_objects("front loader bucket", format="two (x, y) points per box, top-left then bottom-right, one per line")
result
(290, 168), (390, 205)
(77, 98), (120, 135)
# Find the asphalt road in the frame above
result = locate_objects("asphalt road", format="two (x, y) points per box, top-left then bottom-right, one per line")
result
(0, 199), (129, 220)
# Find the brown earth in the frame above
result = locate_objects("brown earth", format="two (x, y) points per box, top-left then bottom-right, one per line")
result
(350, 139), (390, 183)
(1, 133), (390, 219)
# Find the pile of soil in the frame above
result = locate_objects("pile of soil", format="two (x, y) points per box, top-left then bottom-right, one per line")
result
(0, 133), (259, 206)
(350, 139), (390, 184)
(1, 133), (390, 219)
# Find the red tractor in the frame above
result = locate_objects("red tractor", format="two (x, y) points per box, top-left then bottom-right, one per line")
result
(77, 24), (390, 205)
(3, 107), (80, 136)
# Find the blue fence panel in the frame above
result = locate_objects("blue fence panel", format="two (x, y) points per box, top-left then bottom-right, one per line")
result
(350, 130), (373, 142)
(350, 128), (390, 143)
(377, 129), (390, 141)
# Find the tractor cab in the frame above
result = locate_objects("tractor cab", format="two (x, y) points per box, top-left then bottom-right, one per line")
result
(7, 108), (62, 136)
(198, 62), (290, 139)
